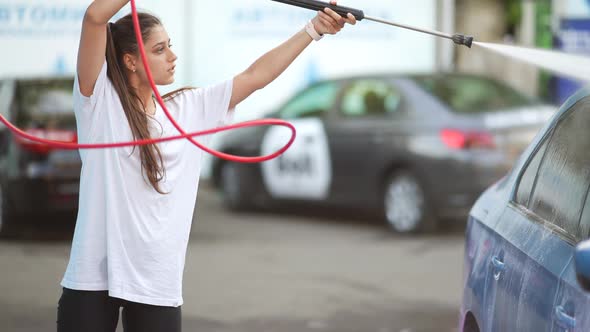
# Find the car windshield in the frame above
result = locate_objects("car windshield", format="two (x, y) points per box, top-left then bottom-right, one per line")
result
(413, 75), (536, 114)
(15, 79), (76, 130)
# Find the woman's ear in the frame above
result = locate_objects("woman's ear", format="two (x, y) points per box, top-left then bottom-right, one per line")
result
(123, 54), (137, 72)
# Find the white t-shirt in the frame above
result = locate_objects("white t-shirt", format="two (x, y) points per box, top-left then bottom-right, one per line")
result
(61, 61), (234, 307)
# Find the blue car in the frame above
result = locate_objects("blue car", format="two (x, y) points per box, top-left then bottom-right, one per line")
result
(461, 88), (590, 332)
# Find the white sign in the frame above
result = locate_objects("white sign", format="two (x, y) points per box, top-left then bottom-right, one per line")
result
(0, 0), (88, 77)
(0, 2), (84, 35)
(0, 0), (187, 83)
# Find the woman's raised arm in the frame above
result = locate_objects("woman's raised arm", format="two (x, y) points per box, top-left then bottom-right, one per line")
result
(77, 0), (129, 97)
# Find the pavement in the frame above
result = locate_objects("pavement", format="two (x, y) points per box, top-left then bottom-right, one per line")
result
(0, 185), (466, 332)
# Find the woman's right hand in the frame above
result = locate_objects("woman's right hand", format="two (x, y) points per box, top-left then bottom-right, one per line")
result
(310, 0), (357, 37)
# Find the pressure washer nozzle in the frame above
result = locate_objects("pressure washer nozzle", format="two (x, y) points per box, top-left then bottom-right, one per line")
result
(452, 34), (474, 48)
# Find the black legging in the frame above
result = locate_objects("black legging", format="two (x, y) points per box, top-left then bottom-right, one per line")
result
(56, 287), (181, 332)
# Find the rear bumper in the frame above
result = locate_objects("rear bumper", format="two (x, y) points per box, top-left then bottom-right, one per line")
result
(423, 151), (511, 219)
(6, 178), (79, 216)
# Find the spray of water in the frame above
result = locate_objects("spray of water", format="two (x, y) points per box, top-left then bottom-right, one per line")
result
(473, 41), (590, 83)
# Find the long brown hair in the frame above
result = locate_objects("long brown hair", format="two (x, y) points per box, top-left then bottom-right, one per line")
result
(106, 12), (190, 194)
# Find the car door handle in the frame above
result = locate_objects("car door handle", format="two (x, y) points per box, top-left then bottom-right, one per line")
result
(554, 305), (576, 329)
(491, 256), (505, 271)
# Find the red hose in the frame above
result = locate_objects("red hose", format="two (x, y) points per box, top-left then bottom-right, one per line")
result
(0, 0), (295, 164)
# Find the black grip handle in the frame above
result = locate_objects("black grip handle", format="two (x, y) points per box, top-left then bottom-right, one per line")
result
(271, 0), (364, 21)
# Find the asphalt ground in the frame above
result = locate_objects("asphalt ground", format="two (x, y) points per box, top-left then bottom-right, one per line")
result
(0, 185), (466, 332)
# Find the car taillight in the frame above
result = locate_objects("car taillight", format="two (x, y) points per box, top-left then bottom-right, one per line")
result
(15, 129), (77, 155)
(440, 129), (495, 150)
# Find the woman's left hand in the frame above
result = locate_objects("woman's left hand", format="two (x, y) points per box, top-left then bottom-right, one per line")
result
(311, 0), (357, 36)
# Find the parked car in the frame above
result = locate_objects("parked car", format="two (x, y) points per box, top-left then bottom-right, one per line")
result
(461, 87), (590, 331)
(0, 77), (80, 236)
(211, 73), (556, 233)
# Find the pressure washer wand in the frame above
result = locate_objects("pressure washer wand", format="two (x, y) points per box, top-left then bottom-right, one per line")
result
(363, 15), (473, 48)
(271, 0), (474, 48)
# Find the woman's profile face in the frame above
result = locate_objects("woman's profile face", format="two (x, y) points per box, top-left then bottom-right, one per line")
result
(133, 25), (178, 86)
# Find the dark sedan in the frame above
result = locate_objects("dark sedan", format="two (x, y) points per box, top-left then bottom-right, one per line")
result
(0, 77), (80, 236)
(211, 73), (556, 233)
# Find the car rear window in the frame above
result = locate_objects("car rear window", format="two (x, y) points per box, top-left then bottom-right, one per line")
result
(280, 81), (340, 119)
(15, 79), (75, 131)
(413, 75), (534, 114)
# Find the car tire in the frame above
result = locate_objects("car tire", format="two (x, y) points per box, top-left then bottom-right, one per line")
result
(220, 162), (253, 211)
(382, 171), (436, 233)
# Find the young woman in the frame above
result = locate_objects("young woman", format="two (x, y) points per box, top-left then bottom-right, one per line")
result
(56, 1), (355, 331)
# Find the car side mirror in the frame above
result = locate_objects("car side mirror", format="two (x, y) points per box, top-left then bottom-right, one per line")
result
(574, 240), (590, 291)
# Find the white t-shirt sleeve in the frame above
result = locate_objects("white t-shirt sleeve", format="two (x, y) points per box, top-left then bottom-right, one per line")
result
(192, 79), (235, 131)
(73, 61), (109, 107)
(73, 61), (109, 142)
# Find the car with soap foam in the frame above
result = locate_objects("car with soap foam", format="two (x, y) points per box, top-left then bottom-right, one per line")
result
(461, 87), (590, 331)
(210, 72), (556, 233)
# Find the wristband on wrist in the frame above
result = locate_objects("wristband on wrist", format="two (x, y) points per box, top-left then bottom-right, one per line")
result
(305, 21), (323, 41)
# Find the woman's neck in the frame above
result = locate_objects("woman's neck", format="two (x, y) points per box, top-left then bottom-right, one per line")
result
(133, 81), (157, 116)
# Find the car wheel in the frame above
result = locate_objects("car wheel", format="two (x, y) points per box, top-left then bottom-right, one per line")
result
(382, 171), (436, 233)
(220, 162), (252, 211)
